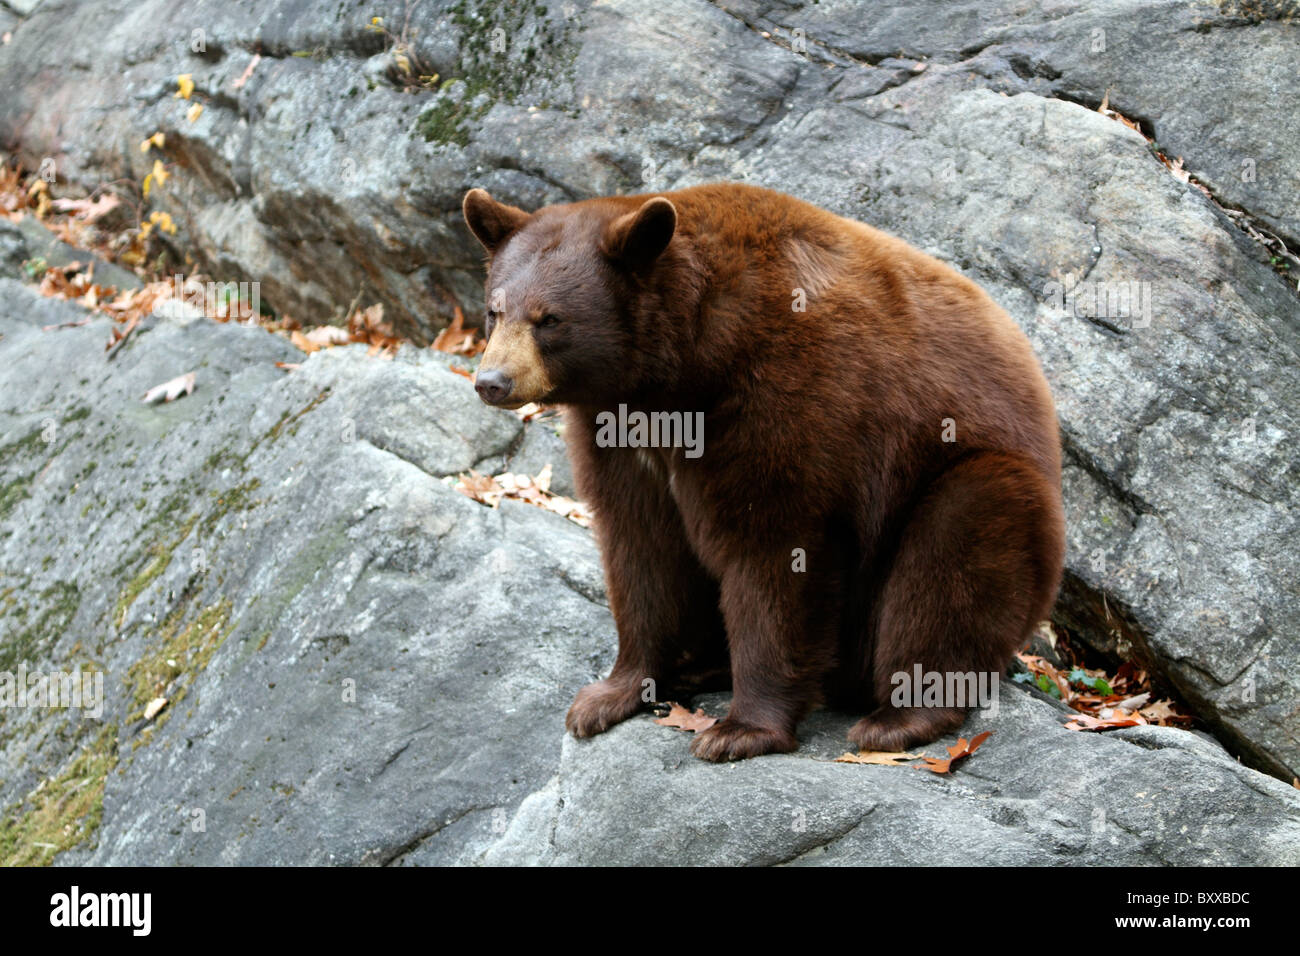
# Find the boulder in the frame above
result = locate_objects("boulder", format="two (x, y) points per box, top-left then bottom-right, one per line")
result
(0, 284), (1296, 866)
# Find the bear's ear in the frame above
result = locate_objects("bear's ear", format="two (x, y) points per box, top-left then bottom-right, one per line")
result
(603, 197), (677, 268)
(463, 188), (530, 254)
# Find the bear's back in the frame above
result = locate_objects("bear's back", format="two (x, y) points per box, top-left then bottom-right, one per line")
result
(664, 183), (1061, 483)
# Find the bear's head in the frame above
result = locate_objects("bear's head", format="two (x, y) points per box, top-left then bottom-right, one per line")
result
(462, 188), (681, 409)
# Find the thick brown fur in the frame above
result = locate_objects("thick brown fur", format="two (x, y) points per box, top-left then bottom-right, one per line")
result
(463, 183), (1066, 762)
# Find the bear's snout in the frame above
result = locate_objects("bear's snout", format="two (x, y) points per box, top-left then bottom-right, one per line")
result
(475, 368), (514, 406)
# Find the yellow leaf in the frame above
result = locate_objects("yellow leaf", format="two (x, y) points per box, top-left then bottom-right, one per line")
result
(149, 159), (168, 190)
(139, 131), (165, 152)
(175, 74), (194, 100)
(186, 102), (203, 123)
(149, 210), (177, 235)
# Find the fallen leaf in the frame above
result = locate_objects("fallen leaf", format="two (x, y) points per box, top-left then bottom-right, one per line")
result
(186, 102), (204, 123)
(290, 330), (318, 353)
(455, 470), (504, 506)
(140, 131), (165, 153)
(232, 53), (261, 90)
(1063, 712), (1144, 732)
(51, 193), (120, 223)
(143, 697), (168, 721)
(175, 73), (195, 99)
(142, 371), (196, 404)
(142, 159), (169, 198)
(140, 210), (177, 238)
(1115, 692), (1151, 713)
(918, 730), (992, 774)
(1138, 698), (1194, 726)
(304, 325), (351, 348)
(534, 462), (553, 493)
(431, 305), (484, 356)
(835, 750), (921, 765)
(654, 702), (718, 733)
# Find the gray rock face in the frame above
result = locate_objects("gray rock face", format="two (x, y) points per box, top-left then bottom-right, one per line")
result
(1, 285), (1297, 866)
(1, 0), (1298, 862)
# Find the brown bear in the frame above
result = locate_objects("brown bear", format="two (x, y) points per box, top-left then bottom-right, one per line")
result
(463, 182), (1065, 762)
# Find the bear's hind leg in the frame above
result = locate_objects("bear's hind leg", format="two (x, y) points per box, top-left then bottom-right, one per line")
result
(848, 451), (1064, 752)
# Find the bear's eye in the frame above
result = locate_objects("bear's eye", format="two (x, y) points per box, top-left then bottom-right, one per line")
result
(537, 313), (561, 329)
(485, 310), (499, 338)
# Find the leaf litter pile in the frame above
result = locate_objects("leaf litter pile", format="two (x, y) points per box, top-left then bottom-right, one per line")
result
(3, 150), (594, 530)
(1013, 647), (1194, 733)
(453, 462), (592, 529)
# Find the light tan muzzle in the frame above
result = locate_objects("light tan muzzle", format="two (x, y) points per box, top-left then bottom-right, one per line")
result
(475, 320), (554, 408)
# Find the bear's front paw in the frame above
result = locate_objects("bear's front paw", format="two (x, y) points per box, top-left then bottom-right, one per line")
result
(689, 718), (797, 762)
(565, 679), (643, 738)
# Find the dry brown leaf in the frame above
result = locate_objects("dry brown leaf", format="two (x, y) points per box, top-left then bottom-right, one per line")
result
(1138, 698), (1194, 726)
(290, 330), (318, 353)
(918, 730), (992, 774)
(346, 302), (402, 351)
(1115, 692), (1151, 713)
(106, 314), (140, 358)
(455, 470), (504, 505)
(654, 703), (718, 733)
(835, 750), (921, 766)
(51, 193), (120, 223)
(1063, 712), (1144, 732)
(142, 371), (196, 404)
(454, 467), (592, 527)
(304, 325), (351, 348)
(432, 305), (484, 356)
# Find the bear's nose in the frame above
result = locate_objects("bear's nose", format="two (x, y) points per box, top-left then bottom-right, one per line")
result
(475, 369), (514, 405)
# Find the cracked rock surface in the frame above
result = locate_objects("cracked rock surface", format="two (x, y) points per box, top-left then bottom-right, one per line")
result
(1, 0), (1299, 862)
